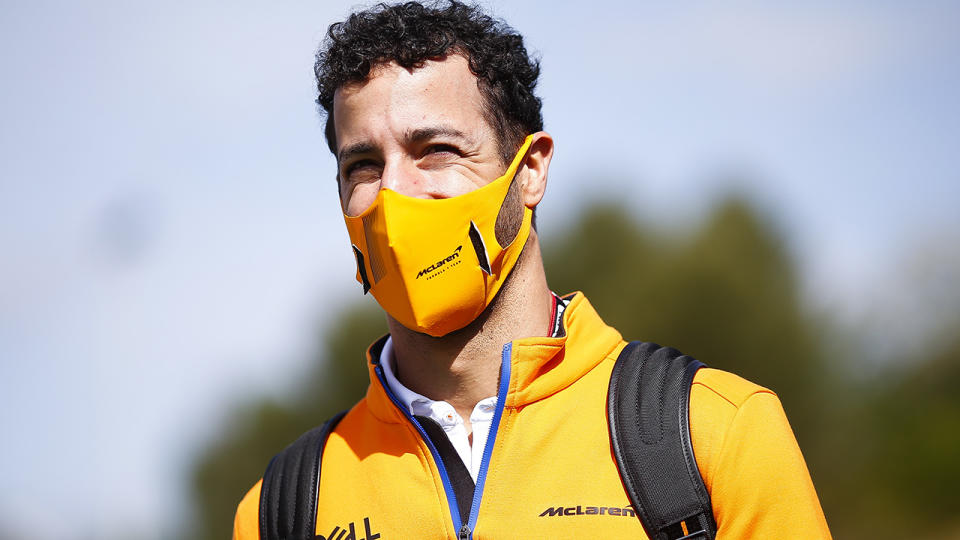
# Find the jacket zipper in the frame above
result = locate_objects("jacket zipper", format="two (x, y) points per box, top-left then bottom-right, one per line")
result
(374, 342), (513, 540)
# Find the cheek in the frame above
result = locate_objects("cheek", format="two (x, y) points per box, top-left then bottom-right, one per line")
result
(424, 167), (497, 198)
(343, 182), (381, 216)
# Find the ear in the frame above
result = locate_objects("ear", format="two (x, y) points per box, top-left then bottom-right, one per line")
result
(519, 131), (554, 208)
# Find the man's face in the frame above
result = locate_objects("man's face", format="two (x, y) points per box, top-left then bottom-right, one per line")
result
(333, 54), (507, 216)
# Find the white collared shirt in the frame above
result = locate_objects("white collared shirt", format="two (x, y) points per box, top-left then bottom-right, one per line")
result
(380, 336), (495, 482)
(378, 294), (567, 482)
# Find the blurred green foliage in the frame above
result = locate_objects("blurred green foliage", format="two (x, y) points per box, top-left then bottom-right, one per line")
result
(184, 197), (960, 540)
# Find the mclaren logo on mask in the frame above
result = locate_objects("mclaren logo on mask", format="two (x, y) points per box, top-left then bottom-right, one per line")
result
(416, 245), (462, 280)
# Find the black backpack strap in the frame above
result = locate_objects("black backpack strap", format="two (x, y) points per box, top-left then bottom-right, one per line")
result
(608, 342), (717, 540)
(259, 410), (348, 540)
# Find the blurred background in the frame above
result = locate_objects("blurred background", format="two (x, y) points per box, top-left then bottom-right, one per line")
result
(2, 1), (959, 539)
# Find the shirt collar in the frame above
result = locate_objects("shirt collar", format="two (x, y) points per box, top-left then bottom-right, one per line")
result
(378, 335), (436, 415)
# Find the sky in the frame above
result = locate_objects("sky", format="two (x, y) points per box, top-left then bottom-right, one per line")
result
(1, 1), (958, 538)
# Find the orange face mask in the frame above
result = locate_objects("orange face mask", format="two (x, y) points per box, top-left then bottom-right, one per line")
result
(343, 135), (534, 337)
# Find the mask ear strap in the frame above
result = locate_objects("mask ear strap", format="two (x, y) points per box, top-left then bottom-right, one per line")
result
(493, 135), (535, 248)
(505, 134), (536, 182)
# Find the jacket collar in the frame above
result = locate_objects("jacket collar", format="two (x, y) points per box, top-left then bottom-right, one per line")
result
(363, 292), (624, 423)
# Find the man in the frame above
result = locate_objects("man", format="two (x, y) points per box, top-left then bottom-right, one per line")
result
(234, 2), (831, 538)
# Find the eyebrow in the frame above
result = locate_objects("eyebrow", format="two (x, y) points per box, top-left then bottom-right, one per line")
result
(338, 142), (376, 165)
(337, 126), (475, 164)
(405, 126), (472, 145)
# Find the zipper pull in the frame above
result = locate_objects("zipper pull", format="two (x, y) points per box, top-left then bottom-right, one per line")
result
(458, 524), (471, 540)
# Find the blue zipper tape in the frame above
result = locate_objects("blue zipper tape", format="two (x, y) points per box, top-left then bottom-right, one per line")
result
(465, 342), (513, 537)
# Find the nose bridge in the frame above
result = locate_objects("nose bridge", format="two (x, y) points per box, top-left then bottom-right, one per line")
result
(380, 153), (425, 197)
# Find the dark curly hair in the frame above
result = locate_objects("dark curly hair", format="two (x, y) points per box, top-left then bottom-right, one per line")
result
(314, 1), (543, 163)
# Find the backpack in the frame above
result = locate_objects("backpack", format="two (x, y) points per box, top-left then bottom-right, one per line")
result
(258, 341), (717, 540)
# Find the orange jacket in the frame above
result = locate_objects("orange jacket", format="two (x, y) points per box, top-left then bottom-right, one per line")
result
(234, 292), (831, 539)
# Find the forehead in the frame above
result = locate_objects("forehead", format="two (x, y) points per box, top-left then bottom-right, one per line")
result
(332, 55), (491, 151)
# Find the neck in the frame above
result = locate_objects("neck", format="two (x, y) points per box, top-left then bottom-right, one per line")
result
(386, 231), (553, 428)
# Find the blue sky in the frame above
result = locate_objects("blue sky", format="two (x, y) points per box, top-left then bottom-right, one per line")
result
(1, 1), (958, 538)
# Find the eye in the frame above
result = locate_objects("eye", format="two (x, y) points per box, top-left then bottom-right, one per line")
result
(342, 159), (381, 184)
(423, 143), (461, 157)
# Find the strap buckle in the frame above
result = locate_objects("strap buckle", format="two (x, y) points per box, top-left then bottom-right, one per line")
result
(664, 513), (710, 540)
